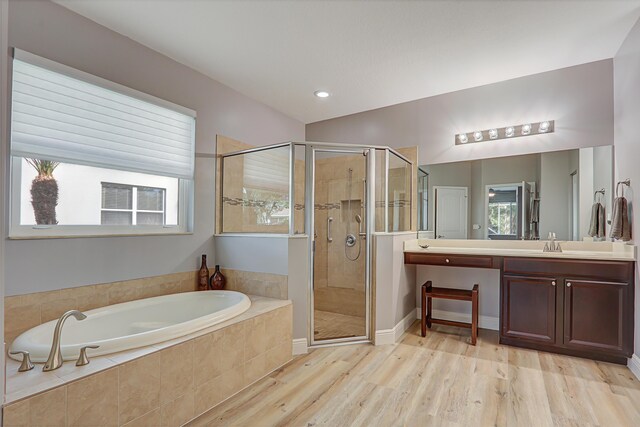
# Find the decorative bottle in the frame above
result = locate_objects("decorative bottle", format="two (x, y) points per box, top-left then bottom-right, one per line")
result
(209, 265), (226, 290)
(198, 255), (209, 291)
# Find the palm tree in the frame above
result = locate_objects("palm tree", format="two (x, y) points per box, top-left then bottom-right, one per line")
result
(26, 159), (59, 225)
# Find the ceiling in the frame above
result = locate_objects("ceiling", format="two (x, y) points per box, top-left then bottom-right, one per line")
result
(55, 0), (640, 124)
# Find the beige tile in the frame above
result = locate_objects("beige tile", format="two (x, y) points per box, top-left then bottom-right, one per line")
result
(244, 315), (267, 361)
(41, 297), (78, 323)
(193, 330), (225, 387)
(159, 341), (194, 405)
(244, 352), (267, 386)
(5, 301), (41, 346)
(2, 399), (29, 427)
(67, 368), (118, 427)
(28, 387), (67, 426)
(118, 353), (161, 425)
(161, 389), (195, 427)
(122, 409), (161, 427)
(194, 376), (223, 416)
(266, 341), (292, 373)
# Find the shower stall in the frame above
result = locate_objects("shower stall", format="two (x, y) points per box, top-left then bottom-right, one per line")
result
(219, 142), (413, 346)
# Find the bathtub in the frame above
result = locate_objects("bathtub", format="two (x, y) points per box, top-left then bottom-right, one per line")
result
(9, 290), (251, 363)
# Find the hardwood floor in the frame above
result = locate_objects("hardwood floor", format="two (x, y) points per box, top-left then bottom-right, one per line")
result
(313, 309), (365, 340)
(188, 321), (640, 427)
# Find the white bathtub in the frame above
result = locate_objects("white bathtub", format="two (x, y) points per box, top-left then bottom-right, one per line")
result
(9, 290), (251, 363)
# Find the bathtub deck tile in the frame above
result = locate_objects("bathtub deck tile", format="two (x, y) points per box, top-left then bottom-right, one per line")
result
(3, 295), (291, 407)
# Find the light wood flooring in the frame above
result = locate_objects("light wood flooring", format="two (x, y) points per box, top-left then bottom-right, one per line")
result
(313, 309), (365, 340)
(188, 321), (640, 427)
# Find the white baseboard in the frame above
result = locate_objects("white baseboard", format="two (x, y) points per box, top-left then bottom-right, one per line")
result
(628, 354), (640, 381)
(292, 338), (308, 355)
(375, 310), (418, 345)
(415, 307), (499, 331)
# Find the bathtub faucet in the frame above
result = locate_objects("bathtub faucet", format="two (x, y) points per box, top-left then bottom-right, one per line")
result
(43, 310), (87, 372)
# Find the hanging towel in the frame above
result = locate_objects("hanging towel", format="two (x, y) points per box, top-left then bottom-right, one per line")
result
(611, 196), (631, 241)
(530, 199), (540, 223)
(588, 202), (606, 239)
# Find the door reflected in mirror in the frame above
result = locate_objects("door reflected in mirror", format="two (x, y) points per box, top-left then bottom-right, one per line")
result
(418, 146), (613, 241)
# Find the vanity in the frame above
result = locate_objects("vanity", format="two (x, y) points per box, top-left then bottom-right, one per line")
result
(404, 240), (636, 364)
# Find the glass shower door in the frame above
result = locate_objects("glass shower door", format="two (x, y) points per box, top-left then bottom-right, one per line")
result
(311, 148), (369, 344)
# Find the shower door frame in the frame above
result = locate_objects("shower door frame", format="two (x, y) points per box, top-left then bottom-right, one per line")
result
(307, 145), (375, 347)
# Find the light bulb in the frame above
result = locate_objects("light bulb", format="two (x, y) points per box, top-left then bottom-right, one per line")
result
(488, 129), (498, 139)
(505, 127), (515, 137)
(474, 131), (483, 142)
(538, 121), (550, 133)
(458, 134), (468, 144)
(521, 124), (532, 135)
(314, 90), (330, 98)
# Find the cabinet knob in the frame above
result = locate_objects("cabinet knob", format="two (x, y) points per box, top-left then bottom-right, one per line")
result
(445, 258), (450, 263)
(567, 282), (572, 287)
(551, 281), (556, 286)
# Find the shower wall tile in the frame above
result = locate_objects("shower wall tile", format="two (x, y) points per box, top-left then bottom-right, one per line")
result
(4, 271), (198, 346)
(2, 303), (293, 427)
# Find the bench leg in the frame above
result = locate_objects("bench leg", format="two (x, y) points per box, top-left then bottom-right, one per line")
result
(421, 281), (430, 337)
(471, 284), (479, 346)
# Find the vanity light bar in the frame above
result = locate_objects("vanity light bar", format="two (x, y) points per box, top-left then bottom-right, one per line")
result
(455, 120), (554, 145)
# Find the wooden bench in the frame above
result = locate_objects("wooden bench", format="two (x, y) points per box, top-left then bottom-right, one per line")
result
(421, 281), (479, 345)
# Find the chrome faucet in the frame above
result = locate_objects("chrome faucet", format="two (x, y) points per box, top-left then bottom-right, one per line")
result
(43, 310), (87, 372)
(543, 232), (562, 253)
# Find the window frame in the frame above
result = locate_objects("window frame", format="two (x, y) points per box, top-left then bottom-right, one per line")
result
(9, 157), (193, 239)
(8, 49), (196, 239)
(100, 182), (167, 226)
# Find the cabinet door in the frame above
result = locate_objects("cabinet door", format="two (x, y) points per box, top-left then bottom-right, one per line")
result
(502, 275), (557, 343)
(563, 279), (630, 354)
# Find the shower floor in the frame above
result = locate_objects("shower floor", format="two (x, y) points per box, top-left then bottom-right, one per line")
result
(314, 310), (366, 340)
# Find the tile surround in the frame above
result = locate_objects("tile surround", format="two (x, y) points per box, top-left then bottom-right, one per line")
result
(3, 300), (293, 427)
(4, 271), (198, 346)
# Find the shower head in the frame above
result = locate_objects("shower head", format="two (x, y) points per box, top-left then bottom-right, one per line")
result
(355, 214), (362, 224)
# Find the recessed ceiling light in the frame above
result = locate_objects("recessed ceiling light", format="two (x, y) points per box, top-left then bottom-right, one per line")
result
(458, 134), (468, 144)
(521, 123), (532, 135)
(314, 90), (330, 98)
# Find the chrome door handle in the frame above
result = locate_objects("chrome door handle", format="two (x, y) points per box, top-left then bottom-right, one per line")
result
(327, 217), (333, 242)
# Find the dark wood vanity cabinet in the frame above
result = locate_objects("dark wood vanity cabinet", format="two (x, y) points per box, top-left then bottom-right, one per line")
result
(500, 258), (634, 364)
(563, 279), (631, 354)
(502, 275), (557, 344)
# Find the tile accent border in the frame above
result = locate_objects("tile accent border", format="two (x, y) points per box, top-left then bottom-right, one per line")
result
(3, 303), (293, 427)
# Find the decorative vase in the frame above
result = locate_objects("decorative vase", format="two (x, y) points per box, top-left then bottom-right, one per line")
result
(198, 255), (209, 291)
(209, 265), (226, 290)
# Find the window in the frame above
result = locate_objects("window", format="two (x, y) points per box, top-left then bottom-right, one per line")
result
(487, 187), (519, 238)
(9, 49), (195, 237)
(101, 183), (166, 225)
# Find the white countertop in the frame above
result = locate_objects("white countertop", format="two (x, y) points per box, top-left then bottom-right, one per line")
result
(404, 239), (636, 262)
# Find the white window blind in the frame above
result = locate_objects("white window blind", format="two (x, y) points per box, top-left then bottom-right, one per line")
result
(10, 49), (196, 180)
(242, 148), (290, 192)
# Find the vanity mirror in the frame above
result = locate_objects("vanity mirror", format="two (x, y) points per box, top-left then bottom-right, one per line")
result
(418, 146), (613, 241)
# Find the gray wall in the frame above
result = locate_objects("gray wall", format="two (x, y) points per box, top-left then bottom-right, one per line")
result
(2, 0), (304, 296)
(307, 60), (614, 165)
(614, 16), (640, 357)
